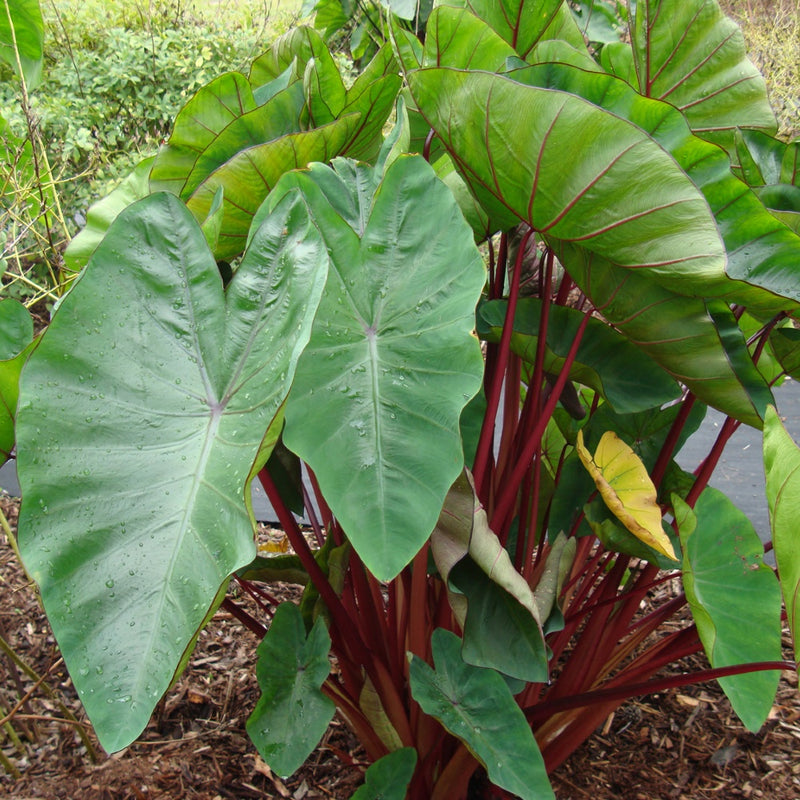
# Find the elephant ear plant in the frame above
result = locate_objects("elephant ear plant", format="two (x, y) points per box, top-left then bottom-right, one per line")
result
(11, 0), (800, 797)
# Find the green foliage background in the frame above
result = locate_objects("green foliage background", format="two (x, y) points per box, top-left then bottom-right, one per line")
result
(1, 0), (794, 306)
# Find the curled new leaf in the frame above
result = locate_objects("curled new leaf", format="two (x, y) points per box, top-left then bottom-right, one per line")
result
(576, 430), (676, 560)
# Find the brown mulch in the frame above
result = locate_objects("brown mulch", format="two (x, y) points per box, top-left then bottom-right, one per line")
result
(1, 495), (799, 799)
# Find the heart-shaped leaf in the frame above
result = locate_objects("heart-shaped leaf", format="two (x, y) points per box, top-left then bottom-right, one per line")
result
(246, 602), (335, 777)
(16, 190), (329, 752)
(409, 628), (554, 800)
(269, 156), (486, 580)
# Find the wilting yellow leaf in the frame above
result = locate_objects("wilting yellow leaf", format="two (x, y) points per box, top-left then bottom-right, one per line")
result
(258, 535), (289, 554)
(576, 430), (677, 561)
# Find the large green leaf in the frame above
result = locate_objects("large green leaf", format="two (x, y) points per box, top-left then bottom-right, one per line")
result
(630, 0), (776, 150)
(674, 489), (782, 731)
(16, 190), (329, 752)
(269, 156), (485, 580)
(441, 0), (566, 60)
(479, 298), (680, 414)
(63, 156), (155, 274)
(1, 0), (43, 88)
(246, 603), (335, 777)
(409, 628), (554, 800)
(763, 405), (800, 661)
(508, 60), (800, 312)
(407, 68), (727, 281)
(186, 116), (361, 260)
(152, 75), (305, 201)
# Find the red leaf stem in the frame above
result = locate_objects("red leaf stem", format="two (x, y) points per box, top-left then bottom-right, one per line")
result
(490, 310), (592, 533)
(473, 229), (533, 495)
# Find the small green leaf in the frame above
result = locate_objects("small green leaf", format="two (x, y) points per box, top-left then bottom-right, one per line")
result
(674, 489), (782, 731)
(409, 629), (554, 800)
(350, 748), (417, 800)
(431, 470), (544, 630)
(246, 603), (335, 777)
(450, 557), (549, 682)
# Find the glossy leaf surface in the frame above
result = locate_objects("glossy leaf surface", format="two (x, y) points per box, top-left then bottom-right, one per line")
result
(674, 489), (782, 731)
(246, 603), (335, 777)
(273, 157), (485, 580)
(507, 59), (800, 311)
(408, 68), (726, 283)
(409, 629), (554, 800)
(630, 0), (775, 148)
(763, 405), (800, 661)
(186, 117), (360, 260)
(16, 191), (329, 751)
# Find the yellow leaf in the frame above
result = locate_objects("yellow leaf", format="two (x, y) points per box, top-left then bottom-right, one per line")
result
(258, 536), (289, 554)
(576, 430), (677, 561)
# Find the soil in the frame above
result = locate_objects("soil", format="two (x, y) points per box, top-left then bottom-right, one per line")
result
(2, 496), (799, 800)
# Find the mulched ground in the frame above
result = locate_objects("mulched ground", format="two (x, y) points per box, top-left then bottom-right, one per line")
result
(2, 495), (799, 800)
